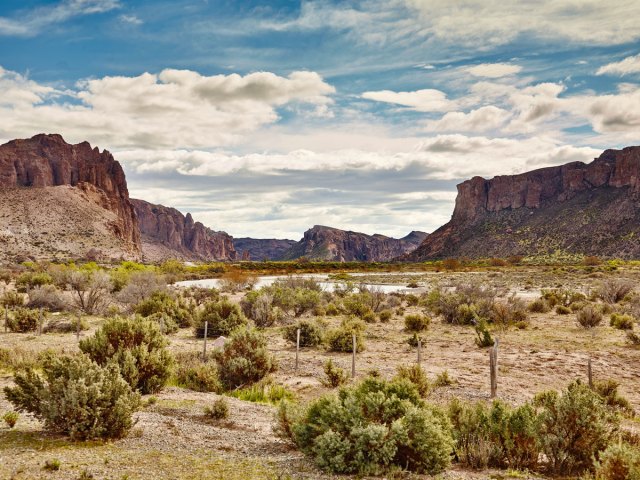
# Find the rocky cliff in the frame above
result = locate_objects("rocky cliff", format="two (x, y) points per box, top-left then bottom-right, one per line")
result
(232, 237), (297, 261)
(132, 199), (236, 262)
(281, 225), (428, 262)
(406, 146), (640, 260)
(0, 134), (141, 259)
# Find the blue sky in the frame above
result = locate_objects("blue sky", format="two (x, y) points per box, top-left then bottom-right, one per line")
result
(1, 0), (639, 239)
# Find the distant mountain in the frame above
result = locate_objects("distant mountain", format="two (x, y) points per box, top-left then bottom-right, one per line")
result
(280, 225), (428, 262)
(0, 134), (141, 262)
(232, 237), (297, 261)
(405, 146), (640, 261)
(132, 199), (237, 262)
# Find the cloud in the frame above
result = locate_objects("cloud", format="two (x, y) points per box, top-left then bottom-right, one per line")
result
(587, 88), (640, 132)
(0, 0), (121, 37)
(424, 106), (511, 132)
(466, 63), (522, 78)
(362, 88), (455, 112)
(596, 54), (640, 76)
(0, 66), (335, 149)
(119, 14), (143, 25)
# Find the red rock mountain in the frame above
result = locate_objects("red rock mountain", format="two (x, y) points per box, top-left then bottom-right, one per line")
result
(406, 146), (640, 260)
(232, 237), (297, 261)
(0, 134), (141, 259)
(281, 225), (428, 262)
(132, 199), (237, 262)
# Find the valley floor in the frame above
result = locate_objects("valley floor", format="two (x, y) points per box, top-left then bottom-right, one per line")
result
(2, 266), (640, 479)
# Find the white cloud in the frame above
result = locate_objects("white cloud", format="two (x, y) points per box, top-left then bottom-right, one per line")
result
(0, 66), (335, 149)
(596, 54), (640, 76)
(424, 106), (511, 132)
(0, 0), (120, 37)
(587, 88), (640, 132)
(119, 14), (142, 25)
(466, 63), (522, 78)
(362, 88), (455, 112)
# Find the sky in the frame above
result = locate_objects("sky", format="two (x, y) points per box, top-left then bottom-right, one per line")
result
(0, 0), (639, 240)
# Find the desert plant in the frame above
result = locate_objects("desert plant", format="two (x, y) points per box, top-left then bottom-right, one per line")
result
(3, 411), (18, 428)
(474, 319), (494, 348)
(27, 285), (66, 311)
(556, 305), (572, 315)
(174, 353), (222, 393)
(594, 443), (640, 480)
(4, 354), (140, 439)
(67, 269), (113, 314)
(214, 327), (277, 389)
(195, 298), (247, 337)
(135, 291), (194, 329)
(610, 313), (634, 330)
(0, 291), (25, 308)
(79, 317), (173, 394)
(394, 364), (430, 397)
(326, 318), (365, 352)
(491, 297), (528, 330)
(322, 359), (348, 388)
(434, 370), (454, 387)
(627, 331), (640, 346)
(378, 309), (393, 323)
(229, 381), (293, 404)
(43, 459), (61, 471)
(528, 298), (551, 313)
(15, 272), (53, 292)
(116, 270), (167, 304)
(283, 319), (324, 347)
(406, 332), (425, 347)
(404, 313), (430, 332)
(204, 398), (229, 420)
(7, 307), (42, 333)
(598, 279), (634, 304)
(577, 306), (604, 329)
(592, 379), (634, 415)
(533, 380), (619, 475)
(428, 283), (496, 325)
(287, 376), (453, 475)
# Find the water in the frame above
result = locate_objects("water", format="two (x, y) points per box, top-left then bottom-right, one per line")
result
(175, 273), (417, 294)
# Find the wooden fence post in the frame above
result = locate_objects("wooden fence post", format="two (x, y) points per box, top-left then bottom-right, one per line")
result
(202, 321), (208, 361)
(351, 332), (356, 379)
(76, 313), (81, 341)
(588, 357), (593, 388)
(417, 337), (422, 366)
(4, 306), (7, 333)
(295, 328), (300, 373)
(490, 338), (499, 398)
(38, 308), (43, 335)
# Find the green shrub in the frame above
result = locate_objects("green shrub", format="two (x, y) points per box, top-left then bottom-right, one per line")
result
(79, 317), (173, 394)
(448, 398), (539, 470)
(556, 305), (572, 315)
(342, 293), (373, 318)
(428, 283), (496, 325)
(362, 310), (377, 323)
(326, 318), (365, 352)
(3, 411), (18, 428)
(405, 294), (420, 306)
(4, 354), (140, 440)
(0, 291), (25, 308)
(610, 313), (634, 330)
(404, 313), (430, 332)
(27, 285), (66, 311)
(15, 272), (53, 292)
(598, 279), (634, 304)
(146, 312), (178, 334)
(325, 303), (340, 316)
(214, 328), (277, 389)
(135, 291), (193, 329)
(533, 380), (619, 475)
(528, 298), (551, 313)
(195, 298), (247, 337)
(43, 459), (61, 471)
(204, 398), (229, 420)
(229, 382), (293, 404)
(577, 306), (604, 329)
(322, 359), (348, 388)
(434, 370), (454, 387)
(378, 309), (392, 323)
(627, 331), (640, 346)
(7, 307), (42, 333)
(474, 319), (494, 348)
(491, 297), (528, 329)
(595, 443), (640, 480)
(241, 290), (279, 327)
(283, 319), (324, 347)
(287, 376), (453, 475)
(407, 332), (425, 348)
(592, 379), (634, 415)
(174, 353), (222, 393)
(394, 364), (430, 396)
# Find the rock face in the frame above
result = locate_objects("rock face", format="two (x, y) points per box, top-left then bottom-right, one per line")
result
(0, 134), (141, 258)
(406, 146), (640, 260)
(232, 237), (297, 261)
(132, 199), (236, 262)
(281, 225), (428, 262)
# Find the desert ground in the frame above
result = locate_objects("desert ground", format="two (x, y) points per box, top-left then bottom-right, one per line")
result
(1, 265), (639, 479)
